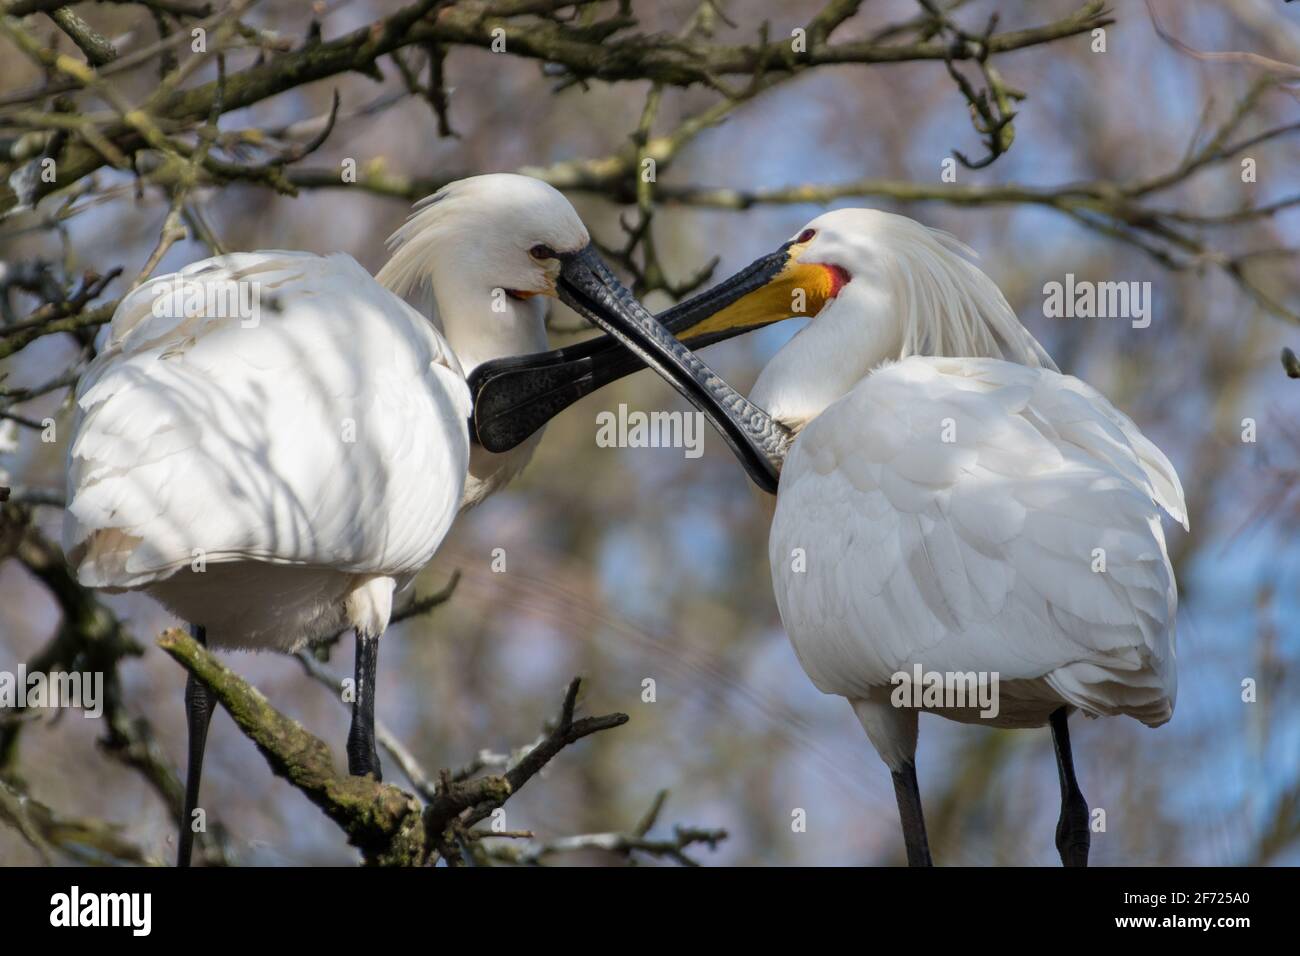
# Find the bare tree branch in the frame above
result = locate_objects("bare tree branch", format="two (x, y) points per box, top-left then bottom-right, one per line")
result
(159, 629), (634, 866)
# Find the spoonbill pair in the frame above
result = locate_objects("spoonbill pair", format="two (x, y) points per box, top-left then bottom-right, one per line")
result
(474, 209), (1187, 867)
(63, 169), (1183, 867)
(62, 174), (765, 866)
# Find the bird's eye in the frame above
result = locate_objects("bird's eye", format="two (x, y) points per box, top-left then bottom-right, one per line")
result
(529, 244), (557, 260)
(796, 229), (817, 244)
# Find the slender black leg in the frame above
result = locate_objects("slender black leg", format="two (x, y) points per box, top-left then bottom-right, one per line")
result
(1049, 706), (1090, 867)
(346, 630), (382, 781)
(890, 761), (933, 867)
(178, 624), (214, 868)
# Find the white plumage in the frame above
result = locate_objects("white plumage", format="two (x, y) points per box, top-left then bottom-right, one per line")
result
(61, 172), (602, 864)
(641, 206), (1189, 863)
(63, 173), (588, 653)
(726, 210), (1187, 762)
(769, 356), (1185, 758)
(64, 251), (470, 651)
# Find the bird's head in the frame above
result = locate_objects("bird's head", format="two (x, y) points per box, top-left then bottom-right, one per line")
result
(377, 171), (802, 452)
(379, 173), (700, 382)
(672, 210), (863, 340)
(676, 207), (1053, 370)
(376, 173), (591, 306)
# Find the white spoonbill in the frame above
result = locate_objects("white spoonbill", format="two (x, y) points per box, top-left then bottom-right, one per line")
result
(472, 209), (1188, 866)
(62, 173), (690, 866)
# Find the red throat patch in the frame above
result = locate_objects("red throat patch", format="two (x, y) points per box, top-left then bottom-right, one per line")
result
(824, 264), (851, 298)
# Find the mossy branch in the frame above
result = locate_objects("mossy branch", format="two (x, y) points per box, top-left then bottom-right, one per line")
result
(157, 630), (631, 866)
(157, 628), (427, 865)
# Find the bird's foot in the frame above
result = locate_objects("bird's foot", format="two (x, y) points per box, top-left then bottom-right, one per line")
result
(1055, 810), (1090, 867)
(347, 740), (382, 782)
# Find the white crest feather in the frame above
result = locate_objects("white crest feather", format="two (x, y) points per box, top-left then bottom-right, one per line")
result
(881, 216), (1058, 372)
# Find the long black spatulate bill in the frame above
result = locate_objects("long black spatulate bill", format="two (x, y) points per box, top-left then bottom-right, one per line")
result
(471, 242), (794, 455)
(551, 245), (793, 494)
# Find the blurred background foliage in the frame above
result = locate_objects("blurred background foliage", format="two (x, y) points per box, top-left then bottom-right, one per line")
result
(1, 0), (1298, 865)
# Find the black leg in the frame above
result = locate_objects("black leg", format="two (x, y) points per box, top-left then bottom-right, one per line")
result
(346, 631), (382, 781)
(1049, 706), (1090, 867)
(178, 624), (214, 868)
(890, 761), (933, 867)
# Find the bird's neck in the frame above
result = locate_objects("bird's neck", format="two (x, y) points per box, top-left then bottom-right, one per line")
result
(751, 285), (902, 432)
(436, 291), (550, 380)
(429, 286), (550, 511)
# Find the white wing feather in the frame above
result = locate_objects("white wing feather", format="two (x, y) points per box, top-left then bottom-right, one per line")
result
(769, 356), (1185, 727)
(64, 251), (470, 590)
